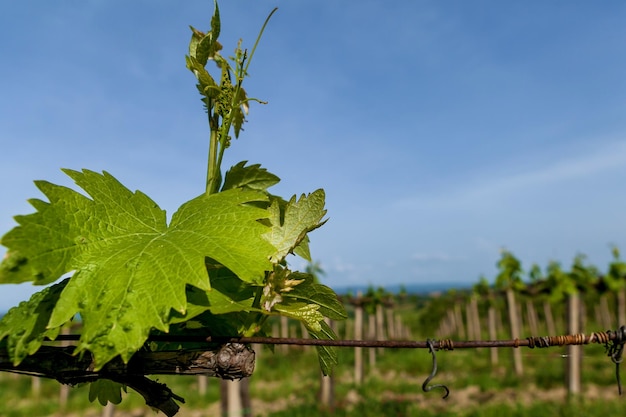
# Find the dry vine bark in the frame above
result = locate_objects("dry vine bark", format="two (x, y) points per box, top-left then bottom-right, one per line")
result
(0, 343), (255, 416)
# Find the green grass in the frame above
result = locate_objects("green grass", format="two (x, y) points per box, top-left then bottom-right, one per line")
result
(2, 339), (621, 416)
(263, 396), (626, 417)
(2, 297), (625, 416)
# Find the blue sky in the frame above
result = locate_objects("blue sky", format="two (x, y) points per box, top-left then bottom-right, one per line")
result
(2, 1), (626, 311)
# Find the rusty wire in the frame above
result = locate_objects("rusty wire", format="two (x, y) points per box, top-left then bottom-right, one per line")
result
(51, 327), (625, 350)
(50, 326), (626, 398)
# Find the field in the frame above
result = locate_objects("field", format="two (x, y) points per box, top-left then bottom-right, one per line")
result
(2, 292), (626, 417)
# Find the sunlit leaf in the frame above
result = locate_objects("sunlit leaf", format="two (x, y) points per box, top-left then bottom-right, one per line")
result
(263, 190), (327, 263)
(0, 169), (275, 368)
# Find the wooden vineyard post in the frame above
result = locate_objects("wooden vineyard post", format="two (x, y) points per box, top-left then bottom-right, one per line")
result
(473, 298), (482, 340)
(222, 379), (243, 417)
(543, 300), (557, 336)
(506, 288), (524, 376)
(300, 323), (310, 350)
(525, 299), (539, 336)
(476, 278), (499, 366)
(31, 373), (41, 398)
(466, 296), (481, 341)
(367, 312), (376, 367)
(102, 402), (115, 417)
(453, 303), (467, 340)
(445, 309), (456, 337)
(320, 372), (334, 409)
(599, 295), (614, 329)
(385, 307), (396, 340)
(495, 250), (525, 376)
(279, 316), (289, 354)
(566, 292), (581, 395)
(566, 254), (598, 395)
(198, 375), (207, 395)
(488, 305), (498, 365)
(580, 299), (587, 334)
(465, 301), (475, 342)
(59, 326), (71, 410)
(375, 303), (386, 355)
(353, 293), (364, 385)
(343, 315), (353, 341)
(564, 254), (597, 396)
(396, 315), (409, 340)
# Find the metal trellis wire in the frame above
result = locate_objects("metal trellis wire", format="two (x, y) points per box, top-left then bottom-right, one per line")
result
(49, 325), (626, 397)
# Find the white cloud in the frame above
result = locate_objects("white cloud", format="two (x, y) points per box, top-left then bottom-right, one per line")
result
(394, 138), (626, 211)
(471, 140), (626, 195)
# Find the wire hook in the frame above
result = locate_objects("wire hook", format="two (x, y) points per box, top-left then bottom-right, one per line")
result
(606, 325), (626, 395)
(422, 339), (449, 399)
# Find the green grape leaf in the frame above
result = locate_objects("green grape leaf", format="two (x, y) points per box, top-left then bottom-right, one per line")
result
(274, 302), (324, 332)
(171, 264), (259, 318)
(309, 320), (339, 376)
(222, 161), (280, 192)
(274, 273), (344, 376)
(188, 0), (222, 66)
(89, 379), (126, 406)
(0, 279), (68, 365)
(186, 55), (220, 98)
(0, 169), (275, 368)
(263, 189), (327, 263)
(292, 236), (312, 262)
(282, 273), (347, 320)
(232, 87), (248, 138)
(210, 0), (221, 42)
(0, 250), (31, 283)
(188, 26), (202, 58)
(195, 33), (216, 67)
(192, 0), (222, 67)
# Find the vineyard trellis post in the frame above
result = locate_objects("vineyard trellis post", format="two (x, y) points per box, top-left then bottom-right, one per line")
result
(565, 254), (597, 395)
(222, 379), (243, 417)
(476, 277), (497, 362)
(102, 402), (115, 417)
(488, 305), (498, 365)
(505, 287), (523, 375)
(367, 311), (377, 367)
(566, 292), (582, 394)
(385, 306), (396, 340)
(598, 295), (614, 329)
(376, 303), (386, 355)
(495, 250), (525, 376)
(453, 303), (466, 340)
(543, 299), (557, 336)
(353, 292), (364, 385)
(58, 326), (71, 410)
(198, 374), (207, 395)
(525, 299), (539, 336)
(280, 316), (289, 354)
(467, 285), (482, 341)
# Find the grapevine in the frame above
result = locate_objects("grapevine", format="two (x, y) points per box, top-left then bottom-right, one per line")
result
(0, 2), (346, 415)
